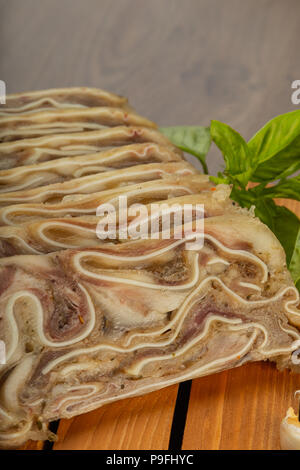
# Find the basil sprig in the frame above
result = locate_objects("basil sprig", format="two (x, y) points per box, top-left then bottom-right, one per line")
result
(209, 120), (254, 188)
(160, 110), (300, 290)
(160, 126), (211, 174)
(249, 111), (300, 182)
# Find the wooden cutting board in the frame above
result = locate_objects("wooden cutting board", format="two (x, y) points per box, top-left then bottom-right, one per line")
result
(20, 199), (300, 451)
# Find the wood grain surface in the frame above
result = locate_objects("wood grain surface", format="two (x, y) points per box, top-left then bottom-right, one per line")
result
(183, 363), (300, 450)
(2, 0), (300, 452)
(54, 385), (178, 450)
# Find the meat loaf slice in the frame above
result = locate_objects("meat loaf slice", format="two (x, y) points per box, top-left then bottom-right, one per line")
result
(0, 175), (211, 226)
(0, 187), (231, 256)
(0, 127), (182, 170)
(0, 107), (156, 143)
(0, 211), (299, 447)
(0, 161), (196, 207)
(0, 143), (183, 192)
(0, 87), (129, 115)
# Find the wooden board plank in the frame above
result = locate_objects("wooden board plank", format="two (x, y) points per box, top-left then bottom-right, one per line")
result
(182, 363), (300, 450)
(19, 440), (44, 450)
(54, 385), (178, 450)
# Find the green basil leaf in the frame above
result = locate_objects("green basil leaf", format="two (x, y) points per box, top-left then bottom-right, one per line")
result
(209, 175), (230, 185)
(254, 199), (300, 268)
(251, 136), (300, 182)
(229, 186), (255, 208)
(210, 120), (253, 188)
(159, 126), (211, 174)
(289, 226), (300, 288)
(253, 198), (277, 232)
(249, 110), (300, 182)
(261, 176), (300, 201)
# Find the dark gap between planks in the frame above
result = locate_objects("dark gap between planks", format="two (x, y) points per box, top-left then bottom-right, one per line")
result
(43, 420), (60, 451)
(168, 380), (192, 451)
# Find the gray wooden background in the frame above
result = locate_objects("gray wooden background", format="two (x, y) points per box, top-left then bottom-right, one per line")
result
(0, 0), (299, 173)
